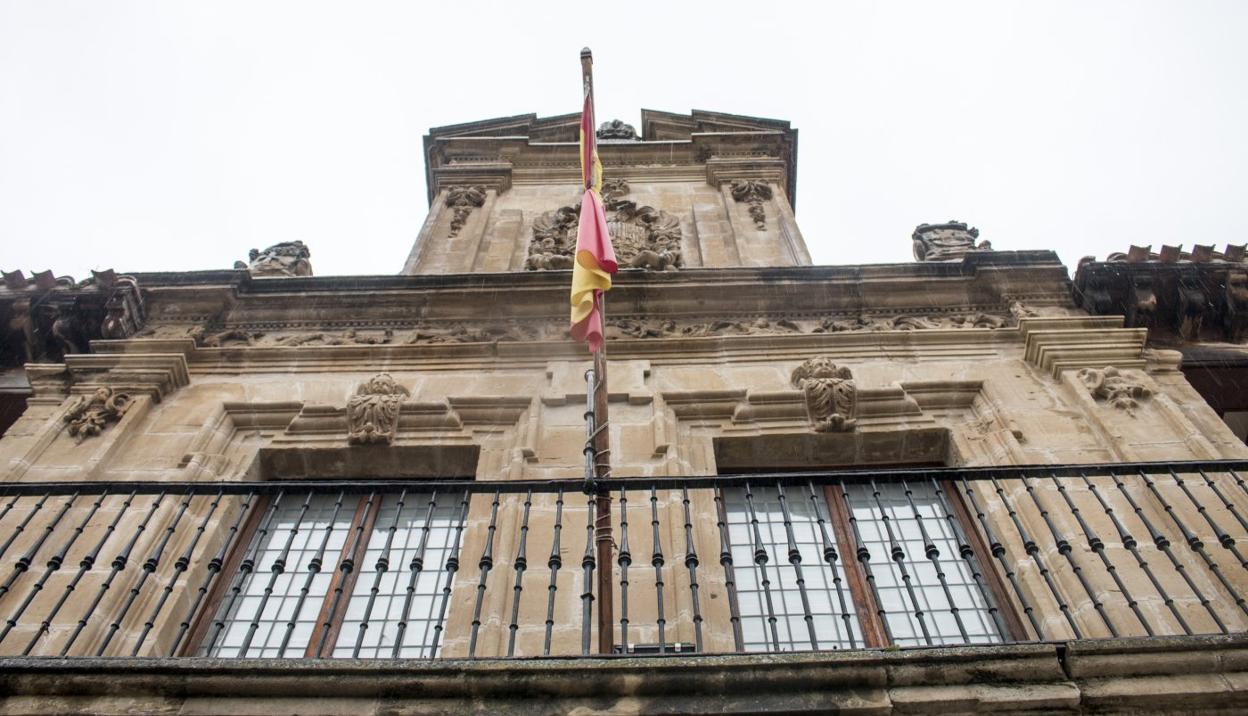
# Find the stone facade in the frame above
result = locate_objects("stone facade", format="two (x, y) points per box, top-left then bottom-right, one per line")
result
(1, 111), (1247, 713)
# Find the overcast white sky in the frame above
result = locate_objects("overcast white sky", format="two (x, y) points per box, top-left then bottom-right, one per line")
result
(1, 1), (1246, 280)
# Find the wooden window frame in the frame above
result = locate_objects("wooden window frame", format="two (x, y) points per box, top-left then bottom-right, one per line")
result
(720, 479), (1025, 650)
(183, 492), (392, 658)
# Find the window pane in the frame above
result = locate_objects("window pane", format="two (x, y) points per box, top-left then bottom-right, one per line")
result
(200, 493), (353, 657)
(841, 481), (1003, 647)
(722, 486), (863, 652)
(332, 492), (461, 658)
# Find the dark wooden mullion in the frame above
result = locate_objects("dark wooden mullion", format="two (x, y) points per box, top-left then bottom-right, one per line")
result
(180, 494), (273, 656)
(823, 484), (889, 648)
(942, 479), (1029, 642)
(305, 494), (380, 658)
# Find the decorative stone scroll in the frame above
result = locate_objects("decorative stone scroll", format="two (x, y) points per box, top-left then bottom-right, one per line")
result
(347, 373), (410, 444)
(790, 357), (857, 432)
(445, 185), (486, 238)
(526, 179), (682, 271)
(1077, 366), (1151, 415)
(63, 387), (133, 441)
(912, 221), (993, 262)
(730, 180), (772, 231)
(239, 241), (313, 278)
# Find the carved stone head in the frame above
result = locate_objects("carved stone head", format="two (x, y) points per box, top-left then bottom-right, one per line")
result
(790, 356), (853, 388)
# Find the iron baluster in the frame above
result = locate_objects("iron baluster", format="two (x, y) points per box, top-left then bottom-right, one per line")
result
(506, 490), (532, 657)
(714, 488), (745, 652)
(617, 486), (631, 652)
(543, 488), (564, 656)
(354, 490), (408, 658)
(681, 486), (704, 652)
(393, 491), (438, 658)
(314, 491), (376, 657)
(930, 479), (1009, 641)
(1110, 471), (1227, 633)
(867, 479), (932, 645)
(743, 482), (782, 651)
(169, 493), (255, 656)
(958, 477), (1045, 639)
(900, 479), (969, 644)
(429, 490), (470, 658)
(239, 491), (312, 656)
(1020, 475), (1116, 637)
(808, 480), (854, 648)
(776, 482), (818, 649)
(62, 491), (167, 656)
(468, 489), (501, 658)
(132, 488), (224, 655)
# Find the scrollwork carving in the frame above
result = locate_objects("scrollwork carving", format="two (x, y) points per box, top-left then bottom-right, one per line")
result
(1077, 366), (1151, 415)
(445, 185), (487, 238)
(730, 180), (773, 231)
(347, 373), (410, 445)
(790, 357), (857, 432)
(63, 387), (133, 441)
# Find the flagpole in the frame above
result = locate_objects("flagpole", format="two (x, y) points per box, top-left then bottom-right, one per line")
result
(581, 46), (616, 656)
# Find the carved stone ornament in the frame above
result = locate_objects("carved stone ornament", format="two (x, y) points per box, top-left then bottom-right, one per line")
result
(241, 241), (313, 278)
(790, 357), (857, 432)
(63, 387), (133, 442)
(526, 179), (682, 271)
(1077, 366), (1151, 415)
(347, 373), (410, 444)
(596, 119), (637, 140)
(730, 180), (773, 231)
(445, 185), (487, 238)
(912, 221), (993, 262)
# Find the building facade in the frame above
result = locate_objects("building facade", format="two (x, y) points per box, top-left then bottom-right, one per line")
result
(0, 110), (1247, 713)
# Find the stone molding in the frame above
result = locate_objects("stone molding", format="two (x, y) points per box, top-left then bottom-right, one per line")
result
(4, 634), (1243, 714)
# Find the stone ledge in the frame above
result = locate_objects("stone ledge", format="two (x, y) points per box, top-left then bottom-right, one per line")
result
(2, 637), (1247, 714)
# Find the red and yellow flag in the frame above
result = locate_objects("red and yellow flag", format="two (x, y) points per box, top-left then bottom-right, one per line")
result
(569, 81), (617, 352)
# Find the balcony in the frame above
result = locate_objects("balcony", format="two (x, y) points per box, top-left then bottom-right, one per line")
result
(2, 461), (1248, 712)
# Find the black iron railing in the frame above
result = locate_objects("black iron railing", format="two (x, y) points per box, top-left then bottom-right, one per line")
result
(0, 460), (1246, 659)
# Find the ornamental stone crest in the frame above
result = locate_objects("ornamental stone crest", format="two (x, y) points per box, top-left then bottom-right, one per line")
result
(912, 222), (992, 262)
(347, 373), (410, 444)
(239, 241), (313, 277)
(596, 119), (637, 140)
(791, 357), (857, 432)
(730, 181), (773, 231)
(526, 179), (682, 271)
(445, 185), (486, 238)
(63, 387), (133, 442)
(1077, 366), (1151, 415)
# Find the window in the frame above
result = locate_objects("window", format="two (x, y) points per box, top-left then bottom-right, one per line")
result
(196, 490), (464, 658)
(721, 479), (1006, 651)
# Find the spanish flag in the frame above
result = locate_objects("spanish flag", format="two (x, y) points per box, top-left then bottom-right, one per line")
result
(569, 85), (617, 352)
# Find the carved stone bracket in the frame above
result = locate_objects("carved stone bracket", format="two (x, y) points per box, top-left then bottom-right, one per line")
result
(445, 185), (487, 238)
(347, 373), (410, 444)
(730, 180), (772, 231)
(63, 386), (133, 441)
(1077, 366), (1151, 415)
(791, 357), (857, 432)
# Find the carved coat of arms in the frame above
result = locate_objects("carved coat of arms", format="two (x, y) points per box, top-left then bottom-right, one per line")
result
(347, 374), (410, 444)
(791, 357), (858, 432)
(526, 179), (683, 271)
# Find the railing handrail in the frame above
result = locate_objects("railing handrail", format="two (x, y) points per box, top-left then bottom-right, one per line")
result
(2, 459), (1246, 495)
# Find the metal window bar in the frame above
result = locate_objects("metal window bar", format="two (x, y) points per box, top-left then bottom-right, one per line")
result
(0, 460), (1245, 659)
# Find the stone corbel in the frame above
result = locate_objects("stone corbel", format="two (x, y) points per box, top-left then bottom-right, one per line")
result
(1224, 268), (1248, 343)
(1177, 271), (1208, 341)
(1126, 273), (1156, 331)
